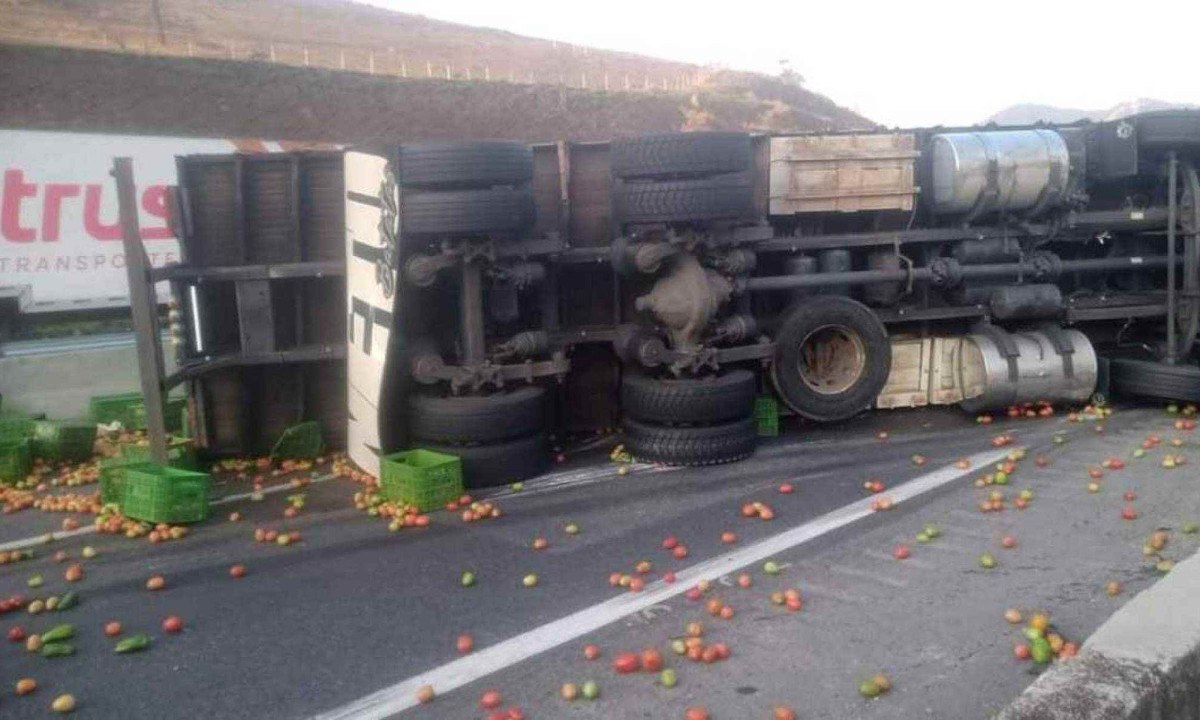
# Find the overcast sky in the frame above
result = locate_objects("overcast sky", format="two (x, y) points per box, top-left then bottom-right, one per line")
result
(365, 0), (1200, 127)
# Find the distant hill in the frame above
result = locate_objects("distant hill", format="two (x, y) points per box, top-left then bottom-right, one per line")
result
(0, 0), (872, 140)
(986, 98), (1197, 126)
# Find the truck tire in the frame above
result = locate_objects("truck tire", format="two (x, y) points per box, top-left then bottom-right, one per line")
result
(399, 142), (533, 189)
(424, 432), (550, 488)
(770, 296), (891, 422)
(1108, 358), (1200, 402)
(408, 386), (546, 445)
(621, 370), (756, 425)
(616, 172), (757, 225)
(611, 132), (752, 180)
(1136, 111), (1200, 150)
(623, 416), (757, 466)
(400, 187), (534, 238)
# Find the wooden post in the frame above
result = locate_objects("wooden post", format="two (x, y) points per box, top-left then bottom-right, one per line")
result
(113, 158), (169, 465)
(269, 44), (276, 62)
(368, 51), (374, 74)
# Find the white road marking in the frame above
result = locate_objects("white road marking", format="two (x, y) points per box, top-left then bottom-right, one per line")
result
(0, 472), (334, 553)
(311, 446), (1012, 720)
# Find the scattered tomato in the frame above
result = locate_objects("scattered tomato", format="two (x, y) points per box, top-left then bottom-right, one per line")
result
(893, 544), (911, 560)
(162, 615), (183, 634)
(480, 690), (502, 709)
(145, 576), (165, 591)
(641, 647), (663, 672)
(457, 633), (474, 654)
(415, 684), (435, 704)
(104, 621), (122, 637)
(583, 643), (600, 660)
(613, 651), (641, 674)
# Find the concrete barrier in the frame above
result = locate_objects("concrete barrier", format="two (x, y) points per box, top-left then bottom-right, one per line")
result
(1000, 548), (1200, 720)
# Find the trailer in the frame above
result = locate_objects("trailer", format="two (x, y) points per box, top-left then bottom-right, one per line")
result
(142, 111), (1200, 484)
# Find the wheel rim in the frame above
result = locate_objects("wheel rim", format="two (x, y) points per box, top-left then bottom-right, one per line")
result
(796, 324), (866, 395)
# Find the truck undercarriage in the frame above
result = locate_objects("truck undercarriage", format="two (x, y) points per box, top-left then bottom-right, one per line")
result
(160, 111), (1200, 486)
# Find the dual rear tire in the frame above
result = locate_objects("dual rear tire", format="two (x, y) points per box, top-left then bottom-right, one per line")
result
(407, 386), (550, 488)
(621, 369), (758, 466)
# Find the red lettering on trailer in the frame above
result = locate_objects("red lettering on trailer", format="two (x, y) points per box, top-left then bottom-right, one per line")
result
(83, 184), (122, 240)
(2, 169), (38, 242)
(41, 183), (82, 242)
(139, 185), (172, 240)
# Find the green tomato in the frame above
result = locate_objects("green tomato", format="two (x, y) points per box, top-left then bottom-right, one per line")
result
(763, 561), (781, 575)
(461, 571), (476, 587)
(916, 532), (930, 544)
(979, 553), (997, 569)
(660, 669), (678, 688)
(858, 679), (881, 698)
(1031, 637), (1052, 664)
(581, 681), (599, 700)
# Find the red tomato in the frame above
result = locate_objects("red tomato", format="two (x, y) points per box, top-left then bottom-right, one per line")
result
(456, 633), (474, 654)
(583, 643), (600, 660)
(774, 706), (797, 720)
(162, 615), (183, 634)
(684, 706), (710, 720)
(479, 690), (502, 709)
(613, 652), (641, 674)
(641, 648), (663, 672)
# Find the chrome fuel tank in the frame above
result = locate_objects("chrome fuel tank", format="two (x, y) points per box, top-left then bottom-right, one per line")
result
(929, 129), (1070, 216)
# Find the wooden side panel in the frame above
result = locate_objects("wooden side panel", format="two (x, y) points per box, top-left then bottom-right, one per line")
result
(531, 144), (563, 237)
(567, 143), (611, 247)
(769, 134), (917, 214)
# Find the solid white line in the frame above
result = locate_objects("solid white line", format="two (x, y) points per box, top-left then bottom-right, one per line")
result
(0, 472), (335, 553)
(312, 446), (1013, 720)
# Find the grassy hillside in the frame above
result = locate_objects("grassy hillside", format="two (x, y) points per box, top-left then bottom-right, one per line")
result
(0, 0), (872, 140)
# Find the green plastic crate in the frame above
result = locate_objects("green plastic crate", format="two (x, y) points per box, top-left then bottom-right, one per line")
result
(0, 416), (35, 444)
(0, 439), (32, 483)
(99, 457), (156, 505)
(755, 396), (779, 437)
(129, 396), (188, 433)
(120, 464), (211, 524)
(380, 449), (463, 512)
(31, 421), (96, 463)
(89, 392), (144, 426)
(270, 421), (324, 461)
(119, 437), (198, 470)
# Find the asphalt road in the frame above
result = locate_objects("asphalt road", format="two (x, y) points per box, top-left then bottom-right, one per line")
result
(1, 404), (1197, 719)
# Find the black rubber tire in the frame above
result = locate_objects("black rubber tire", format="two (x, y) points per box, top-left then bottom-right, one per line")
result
(611, 132), (752, 180)
(623, 416), (757, 466)
(1136, 110), (1200, 150)
(400, 187), (534, 238)
(424, 432), (551, 488)
(408, 386), (546, 445)
(770, 296), (891, 422)
(616, 172), (757, 225)
(621, 370), (756, 425)
(1108, 358), (1200, 402)
(398, 142), (533, 189)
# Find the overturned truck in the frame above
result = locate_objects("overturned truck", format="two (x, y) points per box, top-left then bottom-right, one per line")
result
(336, 111), (1200, 484)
